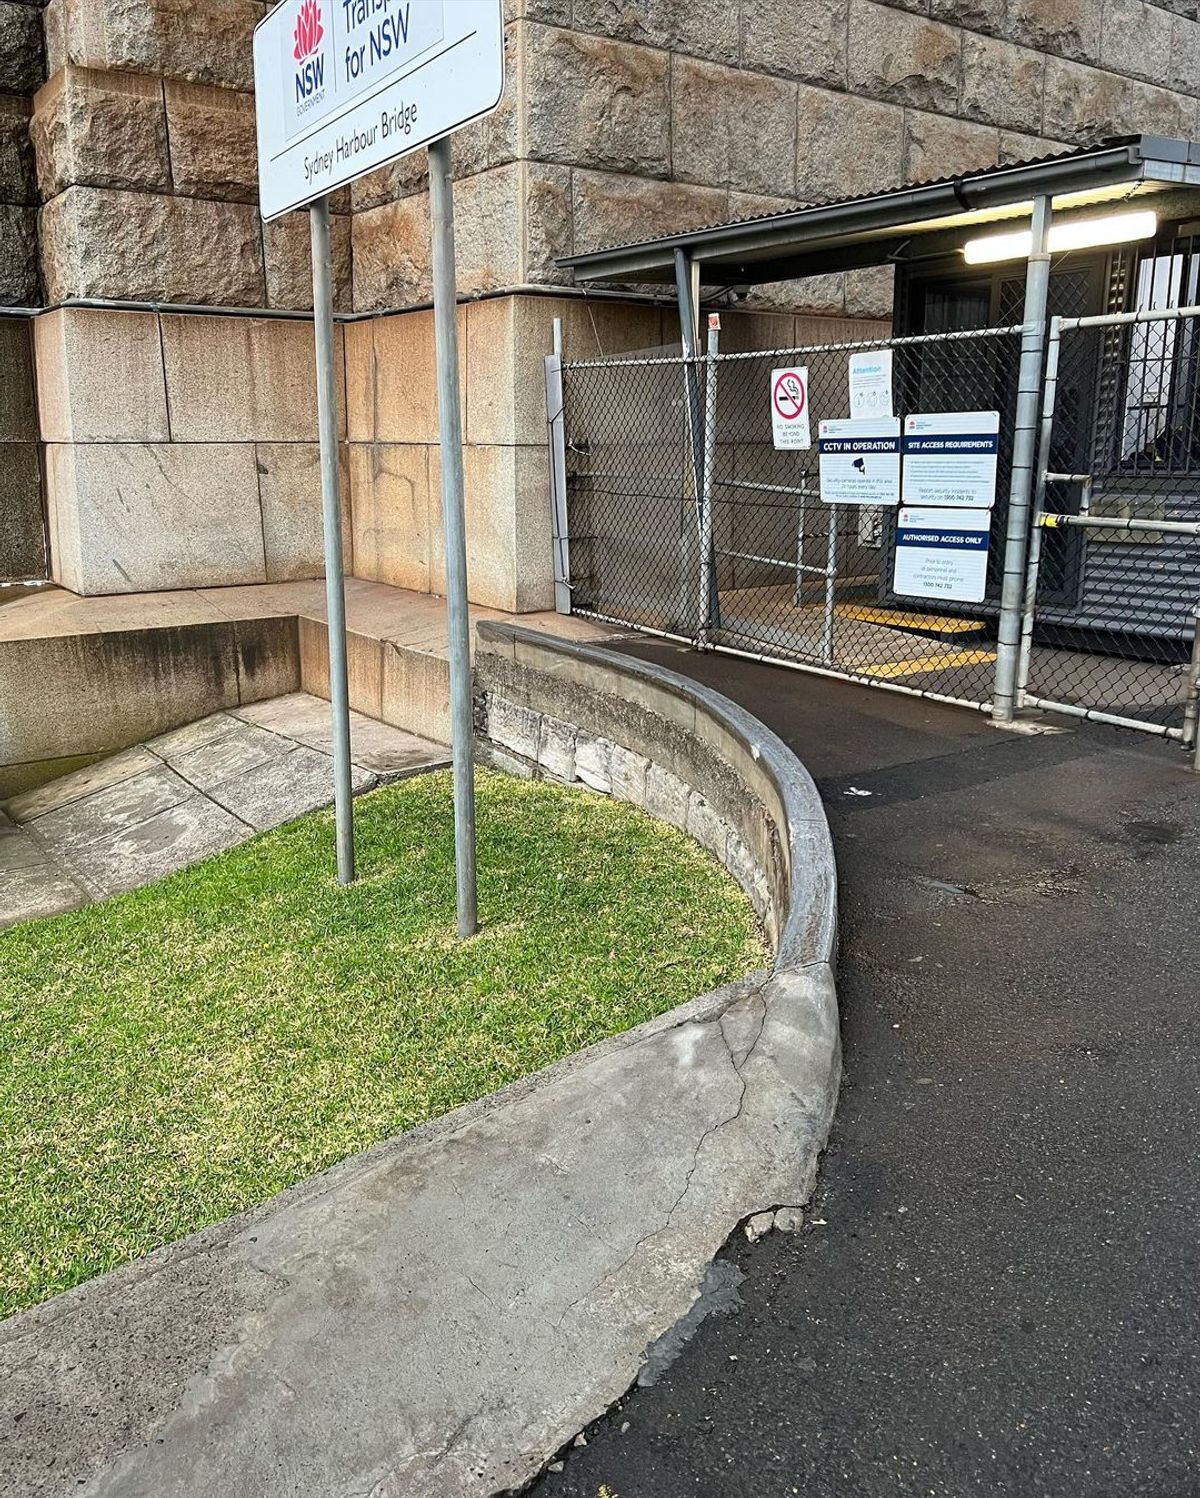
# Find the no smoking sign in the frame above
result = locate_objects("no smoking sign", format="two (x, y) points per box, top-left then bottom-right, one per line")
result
(771, 366), (812, 450)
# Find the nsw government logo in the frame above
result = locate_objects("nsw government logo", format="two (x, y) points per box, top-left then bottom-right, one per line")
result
(293, 0), (327, 110)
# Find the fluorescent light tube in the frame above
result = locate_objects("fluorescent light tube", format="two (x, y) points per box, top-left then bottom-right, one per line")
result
(962, 210), (1158, 265)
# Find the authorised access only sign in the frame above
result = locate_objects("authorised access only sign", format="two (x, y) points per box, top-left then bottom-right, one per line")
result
(253, 0), (505, 220)
(893, 505), (992, 603)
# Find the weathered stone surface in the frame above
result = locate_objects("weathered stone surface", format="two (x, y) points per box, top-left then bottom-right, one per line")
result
(571, 0), (740, 62)
(0, 317), (35, 442)
(164, 79), (257, 201)
(348, 306), (464, 443)
(52, 0), (263, 90)
(904, 110), (1000, 182)
(30, 762), (194, 851)
(999, 128), (1069, 164)
(30, 66), (169, 199)
(0, 1), (45, 95)
(7, 745), (153, 822)
(537, 713), (577, 780)
(160, 314), (341, 442)
(844, 265), (896, 320)
(40, 186), (265, 306)
(298, 618), (383, 719)
(34, 308), (169, 443)
(0, 442), (44, 580)
(671, 57), (796, 196)
(263, 209), (351, 311)
(1168, 12), (1200, 95)
(571, 169), (726, 258)
(0, 852), (86, 929)
(0, 202), (37, 304)
(60, 793), (251, 897)
(46, 441), (265, 594)
(523, 160), (573, 285)
(352, 193), (431, 310)
(960, 32), (1047, 131)
(1100, 0), (1173, 81)
(165, 720), (286, 793)
(207, 744), (372, 831)
(455, 164), (523, 295)
(526, 25), (670, 175)
(0, 95), (34, 206)
(1003, 0), (1103, 63)
(740, 0), (848, 87)
(848, 0), (961, 114)
(795, 84), (904, 201)
(930, 0), (1005, 28)
(1041, 56), (1187, 141)
(257, 443), (352, 584)
(349, 442), (434, 593)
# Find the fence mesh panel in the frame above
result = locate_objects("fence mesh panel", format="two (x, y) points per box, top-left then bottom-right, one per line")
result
(564, 327), (1024, 709)
(1022, 314), (1200, 734)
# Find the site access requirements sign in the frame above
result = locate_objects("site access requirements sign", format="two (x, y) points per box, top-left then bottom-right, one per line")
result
(253, 0), (505, 220)
(901, 411), (1000, 509)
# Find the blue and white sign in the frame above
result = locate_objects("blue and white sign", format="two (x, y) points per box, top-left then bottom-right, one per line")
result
(818, 417), (901, 505)
(893, 505), (992, 603)
(901, 410), (1000, 509)
(253, 1), (505, 220)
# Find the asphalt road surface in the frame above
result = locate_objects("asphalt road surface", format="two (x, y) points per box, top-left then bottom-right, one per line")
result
(532, 643), (1200, 1498)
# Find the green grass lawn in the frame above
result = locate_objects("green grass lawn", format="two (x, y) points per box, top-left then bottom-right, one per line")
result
(0, 769), (764, 1317)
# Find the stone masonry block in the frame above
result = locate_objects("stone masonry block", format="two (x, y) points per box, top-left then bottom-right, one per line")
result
(352, 192), (431, 310)
(263, 209), (352, 311)
(34, 308), (169, 443)
(488, 697), (542, 763)
(50, 0), (263, 91)
(454, 164), (523, 297)
(1100, 0), (1172, 84)
(526, 25), (670, 175)
(960, 33), (1047, 132)
(686, 789), (729, 862)
(46, 441), (265, 594)
(571, 170), (727, 261)
(1168, 14), (1200, 97)
(1002, 0), (1103, 64)
(0, 95), (34, 207)
(740, 0), (847, 87)
(40, 187), (265, 306)
(670, 57), (796, 197)
(608, 743), (649, 806)
(160, 314), (343, 442)
(0, 318), (35, 442)
(794, 85), (904, 203)
(348, 442), (433, 593)
(30, 67), (169, 199)
(643, 761), (691, 832)
(523, 161), (573, 287)
(847, 0), (961, 115)
(574, 732), (612, 794)
(570, 0), (740, 63)
(164, 79), (257, 202)
(0, 1), (45, 95)
(904, 112), (1000, 183)
(0, 202), (37, 305)
(256, 442), (352, 584)
(0, 443), (45, 581)
(537, 715), (577, 781)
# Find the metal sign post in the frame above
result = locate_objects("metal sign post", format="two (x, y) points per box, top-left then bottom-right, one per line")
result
(429, 136), (477, 938)
(310, 194), (355, 884)
(253, 1), (503, 911)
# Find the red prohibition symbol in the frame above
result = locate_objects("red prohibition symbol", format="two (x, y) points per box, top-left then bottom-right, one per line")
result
(773, 370), (806, 421)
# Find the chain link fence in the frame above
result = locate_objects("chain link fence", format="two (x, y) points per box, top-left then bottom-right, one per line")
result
(1019, 307), (1200, 741)
(553, 314), (1200, 752)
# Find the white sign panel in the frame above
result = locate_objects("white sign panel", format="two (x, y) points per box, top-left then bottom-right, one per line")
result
(901, 410), (1000, 509)
(254, 0), (505, 220)
(893, 505), (992, 603)
(818, 418), (901, 505)
(848, 349), (893, 419)
(770, 367), (812, 450)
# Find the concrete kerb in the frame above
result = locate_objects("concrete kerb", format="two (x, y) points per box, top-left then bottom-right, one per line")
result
(0, 626), (840, 1498)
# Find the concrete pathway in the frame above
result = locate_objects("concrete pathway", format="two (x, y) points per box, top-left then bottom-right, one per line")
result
(535, 641), (1200, 1498)
(0, 693), (446, 926)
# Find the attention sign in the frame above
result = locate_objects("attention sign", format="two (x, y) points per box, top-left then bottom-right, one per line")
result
(253, 0), (505, 220)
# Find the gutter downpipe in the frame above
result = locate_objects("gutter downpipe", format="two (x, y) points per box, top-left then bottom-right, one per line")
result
(993, 193), (1053, 723)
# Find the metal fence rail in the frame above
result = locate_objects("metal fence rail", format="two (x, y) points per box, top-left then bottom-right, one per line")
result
(551, 311), (1200, 765)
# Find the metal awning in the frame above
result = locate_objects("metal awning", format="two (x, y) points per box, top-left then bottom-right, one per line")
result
(558, 135), (1200, 287)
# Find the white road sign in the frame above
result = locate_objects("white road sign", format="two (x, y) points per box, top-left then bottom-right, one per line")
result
(253, 0), (505, 220)
(901, 410), (1000, 508)
(848, 349), (893, 419)
(893, 505), (992, 603)
(770, 367), (812, 450)
(818, 417), (901, 505)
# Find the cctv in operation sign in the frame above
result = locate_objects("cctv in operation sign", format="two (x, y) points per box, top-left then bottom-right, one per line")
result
(253, 0), (505, 220)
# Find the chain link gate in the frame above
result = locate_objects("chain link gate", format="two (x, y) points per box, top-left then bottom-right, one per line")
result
(547, 314), (1200, 758)
(1019, 306), (1200, 761)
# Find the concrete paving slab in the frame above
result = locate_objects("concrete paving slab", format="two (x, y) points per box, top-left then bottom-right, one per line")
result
(0, 813), (47, 870)
(206, 745), (375, 831)
(163, 721), (290, 792)
(0, 853), (87, 928)
(28, 766), (195, 852)
(143, 712), (242, 760)
(231, 690), (331, 740)
(236, 696), (446, 778)
(59, 796), (253, 898)
(5, 747), (160, 823)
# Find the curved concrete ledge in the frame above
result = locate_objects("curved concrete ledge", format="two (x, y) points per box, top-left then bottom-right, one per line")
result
(0, 629), (839, 1498)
